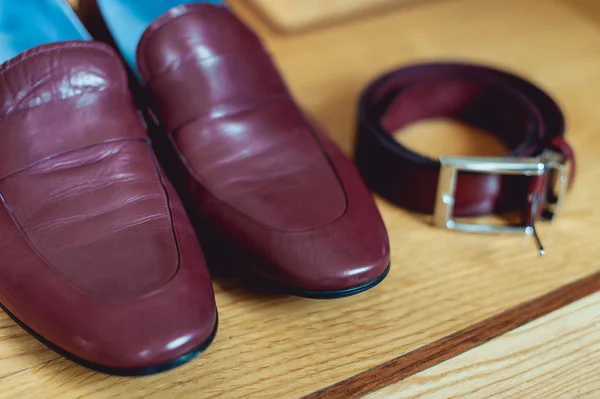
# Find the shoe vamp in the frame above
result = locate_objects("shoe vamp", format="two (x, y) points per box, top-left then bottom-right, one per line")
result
(0, 141), (178, 301)
(175, 100), (348, 231)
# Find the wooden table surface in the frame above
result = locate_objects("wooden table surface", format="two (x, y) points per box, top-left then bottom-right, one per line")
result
(246, 0), (429, 33)
(3, 0), (600, 398)
(365, 290), (600, 399)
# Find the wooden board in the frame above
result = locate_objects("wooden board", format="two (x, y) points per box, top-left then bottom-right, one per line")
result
(246, 0), (429, 33)
(365, 290), (600, 398)
(2, 0), (600, 397)
(306, 273), (600, 399)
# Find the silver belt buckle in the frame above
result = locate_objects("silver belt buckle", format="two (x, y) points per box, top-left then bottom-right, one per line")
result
(433, 150), (570, 256)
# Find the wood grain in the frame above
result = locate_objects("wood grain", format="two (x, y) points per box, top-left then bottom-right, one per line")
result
(2, 0), (600, 398)
(363, 290), (600, 399)
(563, 0), (600, 25)
(306, 272), (600, 399)
(246, 0), (430, 33)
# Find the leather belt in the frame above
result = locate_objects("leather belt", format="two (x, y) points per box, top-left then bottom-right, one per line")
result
(355, 62), (575, 255)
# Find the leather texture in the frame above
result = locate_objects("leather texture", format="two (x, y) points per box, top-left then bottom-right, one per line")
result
(355, 62), (575, 217)
(85, 3), (390, 292)
(0, 41), (217, 370)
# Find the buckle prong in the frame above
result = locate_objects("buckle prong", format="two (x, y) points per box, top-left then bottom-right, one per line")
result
(433, 150), (570, 256)
(528, 193), (545, 256)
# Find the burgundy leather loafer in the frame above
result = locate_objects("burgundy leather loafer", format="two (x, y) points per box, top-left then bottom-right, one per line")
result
(83, 3), (391, 298)
(0, 41), (217, 374)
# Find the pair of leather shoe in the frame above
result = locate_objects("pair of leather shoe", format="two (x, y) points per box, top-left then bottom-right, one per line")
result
(0, 0), (389, 374)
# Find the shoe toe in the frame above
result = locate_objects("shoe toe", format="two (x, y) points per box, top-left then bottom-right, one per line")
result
(280, 236), (390, 293)
(78, 294), (217, 374)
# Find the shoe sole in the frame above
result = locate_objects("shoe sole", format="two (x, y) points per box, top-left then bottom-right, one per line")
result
(276, 263), (391, 299)
(0, 303), (218, 376)
(190, 217), (391, 300)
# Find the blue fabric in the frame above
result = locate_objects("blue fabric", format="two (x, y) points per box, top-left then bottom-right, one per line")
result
(0, 0), (90, 64)
(98, 0), (226, 77)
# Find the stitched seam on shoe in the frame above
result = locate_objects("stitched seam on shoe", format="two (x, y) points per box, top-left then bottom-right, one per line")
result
(0, 192), (89, 297)
(167, 127), (351, 234)
(0, 138), (149, 182)
(143, 48), (269, 86)
(163, 102), (352, 233)
(0, 141), (181, 303)
(145, 145), (182, 284)
(166, 94), (291, 132)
